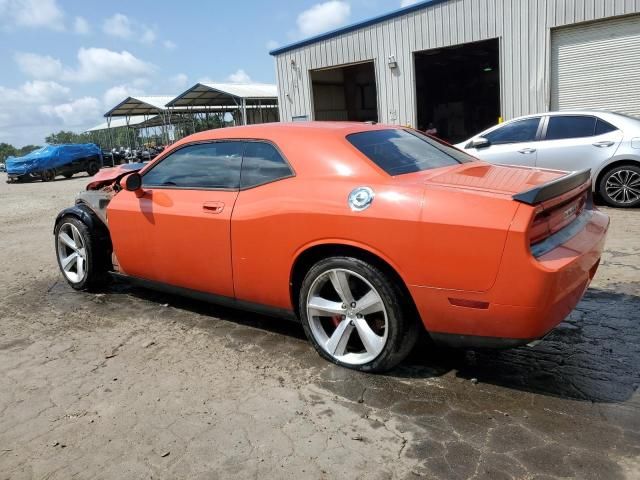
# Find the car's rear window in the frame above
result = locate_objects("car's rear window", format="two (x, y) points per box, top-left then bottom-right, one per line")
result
(347, 129), (473, 176)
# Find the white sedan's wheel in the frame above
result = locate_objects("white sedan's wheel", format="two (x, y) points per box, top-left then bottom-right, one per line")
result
(600, 164), (640, 208)
(57, 223), (88, 284)
(307, 268), (388, 365)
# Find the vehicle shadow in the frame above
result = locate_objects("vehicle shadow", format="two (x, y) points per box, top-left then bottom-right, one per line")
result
(398, 288), (640, 403)
(109, 280), (308, 341)
(4, 173), (93, 184)
(111, 281), (639, 404)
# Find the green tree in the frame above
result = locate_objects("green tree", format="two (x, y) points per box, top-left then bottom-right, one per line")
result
(0, 143), (17, 162)
(45, 131), (90, 144)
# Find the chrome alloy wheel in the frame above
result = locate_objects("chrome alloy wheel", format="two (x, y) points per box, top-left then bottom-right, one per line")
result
(56, 223), (87, 283)
(605, 169), (640, 205)
(306, 268), (388, 365)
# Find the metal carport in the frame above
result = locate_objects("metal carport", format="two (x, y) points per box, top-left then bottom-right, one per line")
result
(103, 96), (179, 146)
(166, 83), (279, 126)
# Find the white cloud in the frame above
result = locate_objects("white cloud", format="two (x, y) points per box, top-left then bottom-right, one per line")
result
(0, 80), (76, 145)
(14, 48), (154, 84)
(169, 73), (188, 89)
(130, 77), (150, 89)
(226, 69), (252, 83)
(1, 80), (69, 105)
(400, 0), (419, 6)
(266, 40), (279, 50)
(163, 40), (177, 50)
(66, 47), (155, 83)
(0, 0), (65, 30)
(103, 13), (159, 45)
(297, 1), (350, 37)
(103, 13), (132, 38)
(21, 80), (69, 101)
(73, 16), (89, 34)
(141, 26), (156, 45)
(15, 52), (63, 79)
(40, 96), (102, 126)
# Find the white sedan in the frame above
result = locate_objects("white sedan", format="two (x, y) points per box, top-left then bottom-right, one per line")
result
(456, 111), (640, 207)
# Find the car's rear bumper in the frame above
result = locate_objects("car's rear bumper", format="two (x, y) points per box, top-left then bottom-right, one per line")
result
(409, 208), (609, 346)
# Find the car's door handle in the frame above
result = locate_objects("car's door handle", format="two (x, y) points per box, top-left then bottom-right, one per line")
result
(593, 141), (614, 148)
(518, 148), (536, 154)
(202, 201), (224, 214)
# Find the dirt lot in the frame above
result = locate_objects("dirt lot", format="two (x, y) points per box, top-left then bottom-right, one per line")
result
(0, 173), (639, 480)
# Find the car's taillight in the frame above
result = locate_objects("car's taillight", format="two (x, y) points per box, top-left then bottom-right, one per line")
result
(530, 208), (552, 245)
(529, 190), (588, 247)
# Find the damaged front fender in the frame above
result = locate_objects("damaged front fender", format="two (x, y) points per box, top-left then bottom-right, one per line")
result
(86, 162), (145, 191)
(53, 203), (107, 235)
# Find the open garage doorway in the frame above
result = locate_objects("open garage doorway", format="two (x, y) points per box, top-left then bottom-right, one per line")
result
(311, 62), (378, 122)
(414, 38), (500, 143)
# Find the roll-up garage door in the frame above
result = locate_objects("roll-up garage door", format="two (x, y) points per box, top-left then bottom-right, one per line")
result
(551, 15), (640, 117)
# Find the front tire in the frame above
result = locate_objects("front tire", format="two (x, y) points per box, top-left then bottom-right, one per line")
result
(599, 164), (640, 208)
(54, 216), (108, 290)
(299, 257), (419, 372)
(41, 169), (55, 182)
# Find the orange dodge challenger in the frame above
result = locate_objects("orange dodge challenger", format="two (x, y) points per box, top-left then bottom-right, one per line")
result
(54, 123), (609, 372)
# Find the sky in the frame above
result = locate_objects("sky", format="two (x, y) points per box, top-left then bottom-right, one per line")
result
(0, 0), (422, 147)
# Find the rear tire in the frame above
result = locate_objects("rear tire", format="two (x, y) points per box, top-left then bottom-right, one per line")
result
(298, 256), (419, 373)
(599, 164), (640, 208)
(86, 161), (100, 176)
(54, 216), (109, 291)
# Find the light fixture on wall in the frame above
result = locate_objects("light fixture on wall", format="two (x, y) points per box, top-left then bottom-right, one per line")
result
(291, 59), (297, 70)
(388, 55), (398, 69)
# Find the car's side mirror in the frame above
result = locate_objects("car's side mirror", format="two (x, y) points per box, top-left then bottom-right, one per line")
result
(467, 137), (491, 149)
(123, 172), (143, 196)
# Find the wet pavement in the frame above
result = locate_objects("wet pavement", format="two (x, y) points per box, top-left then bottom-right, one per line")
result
(0, 175), (638, 479)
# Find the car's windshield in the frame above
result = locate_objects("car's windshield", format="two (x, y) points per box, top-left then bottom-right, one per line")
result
(347, 129), (474, 176)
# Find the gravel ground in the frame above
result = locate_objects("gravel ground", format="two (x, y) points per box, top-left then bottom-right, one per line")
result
(0, 173), (639, 480)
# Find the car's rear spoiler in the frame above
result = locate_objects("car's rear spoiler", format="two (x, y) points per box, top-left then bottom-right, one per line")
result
(512, 168), (591, 205)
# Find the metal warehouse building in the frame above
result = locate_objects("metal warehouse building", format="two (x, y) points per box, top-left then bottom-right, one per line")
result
(270, 0), (640, 143)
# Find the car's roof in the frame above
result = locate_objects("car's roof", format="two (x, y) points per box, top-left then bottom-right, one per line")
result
(465, 110), (639, 141)
(181, 121), (395, 143)
(506, 110), (639, 124)
(165, 122), (405, 179)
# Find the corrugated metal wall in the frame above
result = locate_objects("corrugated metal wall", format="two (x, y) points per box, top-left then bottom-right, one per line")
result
(274, 0), (640, 125)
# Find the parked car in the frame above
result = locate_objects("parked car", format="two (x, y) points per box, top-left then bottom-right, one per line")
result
(0, 161), (5, 172)
(455, 111), (640, 207)
(101, 149), (115, 167)
(6, 144), (103, 182)
(53, 123), (608, 372)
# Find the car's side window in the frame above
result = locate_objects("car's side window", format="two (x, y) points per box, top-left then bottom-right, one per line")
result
(483, 118), (540, 145)
(544, 115), (597, 140)
(142, 142), (243, 189)
(240, 141), (293, 188)
(595, 118), (618, 136)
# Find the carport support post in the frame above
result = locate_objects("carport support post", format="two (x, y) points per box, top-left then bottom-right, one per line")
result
(160, 111), (170, 145)
(125, 116), (132, 150)
(107, 116), (114, 151)
(242, 98), (248, 126)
